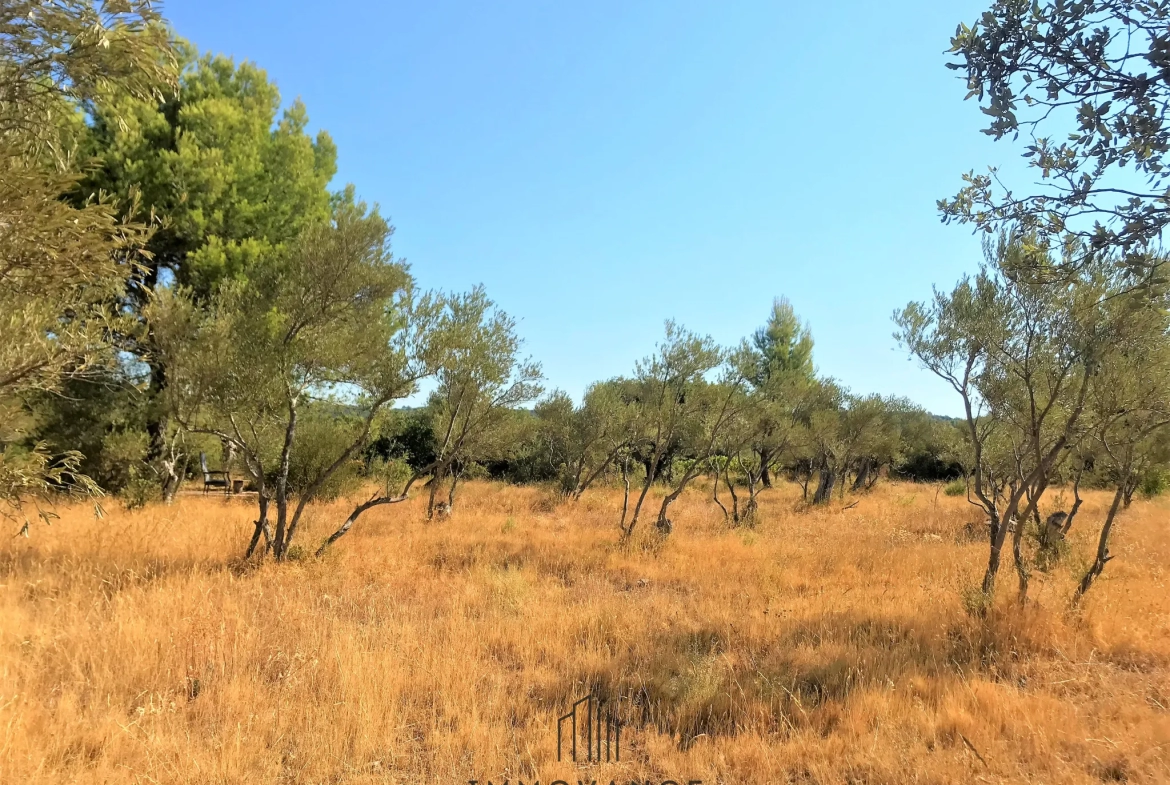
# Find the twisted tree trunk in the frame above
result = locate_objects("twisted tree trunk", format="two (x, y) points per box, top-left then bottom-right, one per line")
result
(1074, 457), (1132, 604)
(712, 467), (729, 521)
(724, 463), (740, 524)
(270, 401), (298, 559)
(811, 464), (835, 505)
(426, 470), (442, 520)
(618, 455), (632, 532)
(851, 460), (871, 492)
(1062, 466), (1084, 536)
(1074, 482), (1126, 603)
(245, 493), (272, 559)
(624, 454), (660, 538)
(759, 447), (773, 488)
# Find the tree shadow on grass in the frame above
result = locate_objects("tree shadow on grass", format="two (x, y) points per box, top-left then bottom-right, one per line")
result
(566, 608), (1059, 751)
(0, 549), (235, 602)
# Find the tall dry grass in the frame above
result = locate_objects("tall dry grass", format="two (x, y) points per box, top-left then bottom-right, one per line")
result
(0, 480), (1167, 784)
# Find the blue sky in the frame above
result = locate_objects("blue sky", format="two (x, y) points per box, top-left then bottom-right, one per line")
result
(165, 0), (1020, 416)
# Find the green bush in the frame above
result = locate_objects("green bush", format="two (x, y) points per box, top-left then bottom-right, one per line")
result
(367, 457), (413, 495)
(1139, 467), (1170, 498)
(366, 410), (436, 472)
(943, 478), (967, 497)
(283, 413), (365, 501)
(29, 375), (150, 494)
(118, 474), (159, 510)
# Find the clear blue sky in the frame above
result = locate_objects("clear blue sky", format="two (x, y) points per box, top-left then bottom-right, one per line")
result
(165, 0), (1020, 417)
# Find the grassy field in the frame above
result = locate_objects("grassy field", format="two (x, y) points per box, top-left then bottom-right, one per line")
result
(1, 480), (1168, 784)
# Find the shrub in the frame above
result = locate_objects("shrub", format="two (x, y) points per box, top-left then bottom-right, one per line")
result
(96, 430), (150, 494)
(943, 478), (967, 497)
(367, 457), (413, 495)
(283, 413), (365, 501)
(366, 410), (436, 472)
(1139, 467), (1170, 498)
(118, 475), (159, 510)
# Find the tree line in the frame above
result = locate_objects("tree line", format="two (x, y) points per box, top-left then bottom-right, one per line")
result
(5, 2), (1170, 609)
(0, 3), (961, 550)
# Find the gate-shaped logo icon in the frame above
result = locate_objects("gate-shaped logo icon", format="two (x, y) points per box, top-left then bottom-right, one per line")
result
(557, 694), (620, 762)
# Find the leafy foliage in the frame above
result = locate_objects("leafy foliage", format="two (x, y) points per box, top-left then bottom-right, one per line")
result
(0, 0), (176, 531)
(942, 1), (1170, 276)
(898, 232), (1170, 602)
(81, 41), (337, 297)
(154, 192), (437, 558)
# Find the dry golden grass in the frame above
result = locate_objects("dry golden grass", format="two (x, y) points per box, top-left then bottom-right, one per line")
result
(1, 480), (1168, 784)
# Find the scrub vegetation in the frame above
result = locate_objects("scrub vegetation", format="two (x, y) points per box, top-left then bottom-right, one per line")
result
(5, 2), (1170, 782)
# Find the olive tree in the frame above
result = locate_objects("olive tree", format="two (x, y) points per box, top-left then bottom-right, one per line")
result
(547, 380), (640, 500)
(416, 289), (542, 518)
(618, 322), (748, 538)
(317, 289), (541, 553)
(1072, 287), (1170, 602)
(154, 193), (444, 559)
(708, 402), (767, 526)
(711, 344), (815, 523)
(897, 236), (1124, 603)
(841, 396), (903, 494)
(796, 380), (848, 505)
(0, 0), (174, 531)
